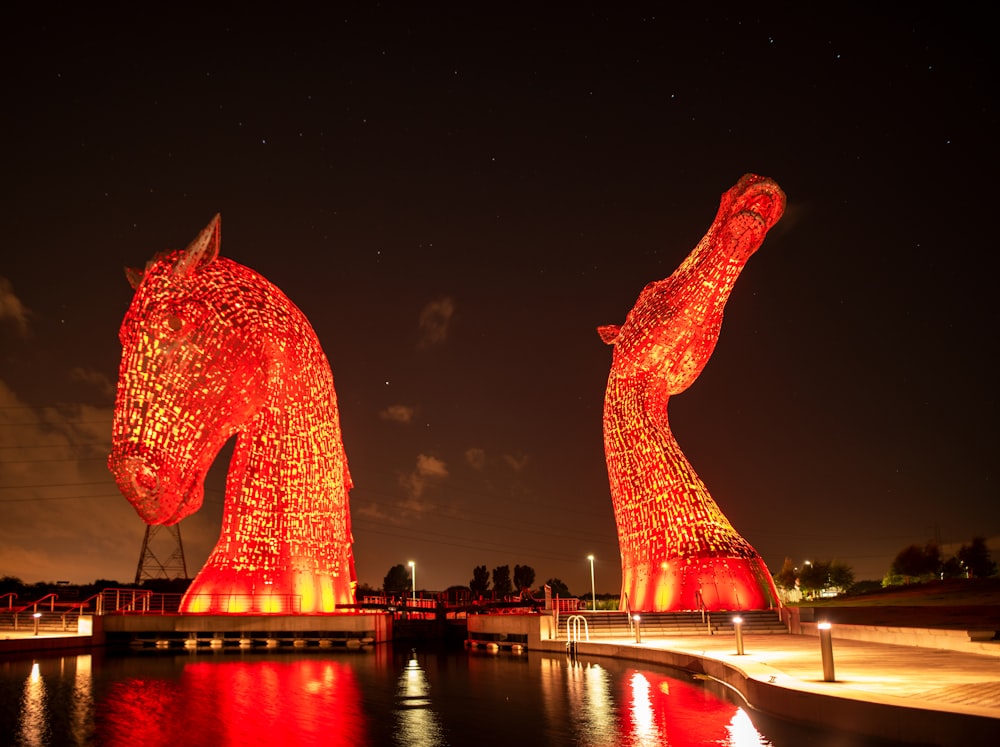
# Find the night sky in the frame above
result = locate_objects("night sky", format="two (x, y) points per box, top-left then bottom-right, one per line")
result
(1, 5), (996, 596)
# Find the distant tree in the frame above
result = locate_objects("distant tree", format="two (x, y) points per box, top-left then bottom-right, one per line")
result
(93, 578), (130, 589)
(940, 556), (966, 579)
(355, 581), (379, 599)
(798, 561), (830, 597)
(383, 564), (410, 596)
(0, 576), (24, 594)
(470, 565), (490, 597)
(773, 558), (797, 591)
(513, 564), (536, 592)
(891, 542), (941, 581)
(139, 577), (190, 593)
(492, 565), (513, 598)
(544, 578), (571, 597)
(828, 561), (855, 591)
(958, 537), (998, 578)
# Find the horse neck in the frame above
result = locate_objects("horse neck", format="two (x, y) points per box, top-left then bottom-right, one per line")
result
(225, 357), (347, 523)
(668, 234), (752, 325)
(602, 371), (739, 539)
(603, 373), (695, 485)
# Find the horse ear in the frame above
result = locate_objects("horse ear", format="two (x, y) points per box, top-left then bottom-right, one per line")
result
(125, 266), (144, 290)
(174, 213), (221, 277)
(597, 324), (620, 345)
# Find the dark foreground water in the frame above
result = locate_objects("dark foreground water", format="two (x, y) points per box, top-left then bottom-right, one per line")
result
(1, 644), (905, 746)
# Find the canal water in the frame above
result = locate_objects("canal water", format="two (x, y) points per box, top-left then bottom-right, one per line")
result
(1, 643), (904, 746)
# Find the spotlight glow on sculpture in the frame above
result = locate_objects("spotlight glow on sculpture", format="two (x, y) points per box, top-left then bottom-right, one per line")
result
(109, 215), (357, 614)
(598, 174), (785, 612)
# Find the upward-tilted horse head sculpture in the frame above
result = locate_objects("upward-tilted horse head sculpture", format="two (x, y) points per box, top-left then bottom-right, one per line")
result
(109, 215), (356, 613)
(599, 174), (785, 612)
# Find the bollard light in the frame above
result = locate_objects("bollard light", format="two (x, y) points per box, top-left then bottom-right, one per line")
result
(818, 622), (835, 681)
(633, 614), (642, 644)
(733, 616), (745, 655)
(32, 612), (42, 636)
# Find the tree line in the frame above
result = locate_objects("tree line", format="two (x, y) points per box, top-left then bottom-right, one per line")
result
(888, 536), (996, 584)
(771, 535), (997, 600)
(374, 563), (576, 600)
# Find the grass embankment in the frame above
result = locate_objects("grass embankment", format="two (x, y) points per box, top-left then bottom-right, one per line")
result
(797, 577), (1000, 608)
(789, 577), (1000, 629)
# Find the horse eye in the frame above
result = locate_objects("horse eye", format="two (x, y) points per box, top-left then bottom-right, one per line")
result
(166, 315), (184, 332)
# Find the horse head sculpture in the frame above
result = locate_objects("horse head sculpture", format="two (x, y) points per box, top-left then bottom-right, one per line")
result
(600, 174), (785, 612)
(109, 215), (356, 613)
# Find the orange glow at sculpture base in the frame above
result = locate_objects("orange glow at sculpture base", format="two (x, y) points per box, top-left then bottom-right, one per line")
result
(644, 557), (778, 612)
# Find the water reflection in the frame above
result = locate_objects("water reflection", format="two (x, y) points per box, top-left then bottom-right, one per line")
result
(71, 654), (94, 744)
(0, 647), (900, 746)
(394, 650), (444, 746)
(19, 661), (46, 746)
(95, 655), (366, 746)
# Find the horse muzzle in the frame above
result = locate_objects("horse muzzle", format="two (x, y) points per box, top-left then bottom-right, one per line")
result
(109, 452), (196, 525)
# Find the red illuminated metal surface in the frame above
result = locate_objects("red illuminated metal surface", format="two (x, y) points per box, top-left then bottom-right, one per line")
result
(109, 215), (356, 613)
(599, 174), (785, 612)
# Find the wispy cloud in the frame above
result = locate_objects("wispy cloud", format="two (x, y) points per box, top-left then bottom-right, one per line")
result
(379, 404), (416, 424)
(0, 378), (145, 583)
(0, 276), (31, 335)
(503, 453), (530, 473)
(417, 297), (455, 348)
(397, 453), (448, 511)
(464, 447), (486, 470)
(0, 378), (229, 584)
(69, 367), (116, 400)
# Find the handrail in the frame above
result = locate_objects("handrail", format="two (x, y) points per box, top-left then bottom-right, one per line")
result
(566, 614), (589, 643)
(0, 592), (16, 609)
(32, 593), (59, 612)
(101, 588), (155, 614)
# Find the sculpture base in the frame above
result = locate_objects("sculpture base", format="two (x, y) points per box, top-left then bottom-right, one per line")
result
(180, 567), (355, 614)
(621, 555), (779, 612)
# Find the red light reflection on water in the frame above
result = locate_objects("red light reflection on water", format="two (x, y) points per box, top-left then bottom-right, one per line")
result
(534, 655), (770, 746)
(619, 669), (766, 746)
(94, 658), (364, 746)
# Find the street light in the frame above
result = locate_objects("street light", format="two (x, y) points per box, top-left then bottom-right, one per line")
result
(408, 561), (416, 603)
(587, 555), (596, 611)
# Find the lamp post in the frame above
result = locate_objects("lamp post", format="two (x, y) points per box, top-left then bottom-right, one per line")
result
(408, 561), (416, 603)
(33, 612), (42, 636)
(587, 555), (596, 611)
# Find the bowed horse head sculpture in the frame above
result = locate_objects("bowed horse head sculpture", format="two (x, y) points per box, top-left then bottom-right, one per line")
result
(109, 214), (356, 614)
